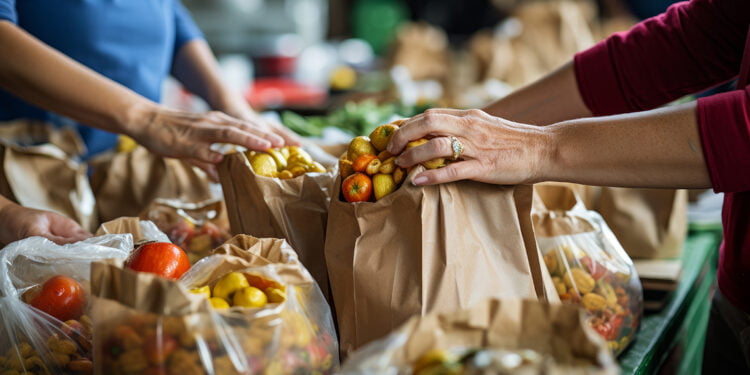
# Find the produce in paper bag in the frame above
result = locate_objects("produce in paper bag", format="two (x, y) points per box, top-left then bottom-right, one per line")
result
(0, 232), (133, 374)
(326, 165), (556, 356)
(532, 184), (643, 355)
(339, 299), (617, 374)
(218, 147), (336, 300)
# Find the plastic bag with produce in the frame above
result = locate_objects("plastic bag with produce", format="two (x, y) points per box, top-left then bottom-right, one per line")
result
(180, 235), (338, 373)
(138, 198), (231, 264)
(326, 121), (557, 357)
(218, 146), (337, 299)
(532, 184), (643, 355)
(340, 298), (618, 375)
(0, 232), (133, 374)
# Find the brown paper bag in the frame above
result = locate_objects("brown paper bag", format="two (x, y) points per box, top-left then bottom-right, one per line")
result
(0, 120), (97, 232)
(94, 216), (171, 245)
(89, 146), (212, 224)
(218, 151), (335, 300)
(325, 168), (556, 355)
(341, 298), (617, 374)
(596, 188), (688, 259)
(532, 184), (643, 356)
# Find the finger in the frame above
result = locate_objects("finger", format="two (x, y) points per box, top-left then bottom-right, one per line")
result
(187, 159), (220, 182)
(189, 142), (226, 164)
(411, 160), (482, 186)
(200, 126), (272, 152)
(215, 113), (285, 148)
(395, 136), (453, 168)
(388, 111), (462, 154)
(272, 123), (302, 146)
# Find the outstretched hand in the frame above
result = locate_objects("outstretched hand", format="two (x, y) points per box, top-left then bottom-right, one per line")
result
(0, 203), (92, 247)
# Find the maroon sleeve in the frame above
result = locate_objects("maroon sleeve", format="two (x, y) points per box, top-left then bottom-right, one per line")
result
(697, 87), (750, 193)
(574, 0), (750, 116)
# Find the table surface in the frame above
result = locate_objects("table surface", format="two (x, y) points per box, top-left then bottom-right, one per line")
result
(618, 230), (722, 374)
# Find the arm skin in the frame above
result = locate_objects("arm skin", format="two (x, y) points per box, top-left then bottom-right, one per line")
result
(387, 103), (711, 190)
(171, 39), (301, 145)
(0, 195), (91, 246)
(0, 20), (286, 177)
(481, 62), (592, 125)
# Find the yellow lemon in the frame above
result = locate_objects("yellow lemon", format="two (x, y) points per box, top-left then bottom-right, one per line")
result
(373, 173), (396, 200)
(369, 124), (399, 152)
(347, 136), (377, 162)
(266, 148), (287, 171)
(265, 287), (287, 303)
(209, 297), (230, 309)
(213, 272), (250, 300)
(413, 349), (456, 374)
(189, 286), (211, 299)
(233, 286), (268, 308)
(249, 153), (278, 177)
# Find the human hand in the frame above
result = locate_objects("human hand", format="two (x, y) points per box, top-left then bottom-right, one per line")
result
(0, 203), (92, 247)
(128, 104), (290, 180)
(387, 108), (551, 186)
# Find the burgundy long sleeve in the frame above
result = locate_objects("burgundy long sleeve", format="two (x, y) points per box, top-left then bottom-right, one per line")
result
(574, 0), (750, 313)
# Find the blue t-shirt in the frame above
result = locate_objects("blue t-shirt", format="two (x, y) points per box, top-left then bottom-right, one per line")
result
(0, 0), (203, 158)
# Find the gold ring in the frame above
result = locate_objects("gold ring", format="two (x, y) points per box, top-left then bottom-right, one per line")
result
(450, 136), (464, 160)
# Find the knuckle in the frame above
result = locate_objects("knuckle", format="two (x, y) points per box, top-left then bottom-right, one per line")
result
(468, 108), (484, 117)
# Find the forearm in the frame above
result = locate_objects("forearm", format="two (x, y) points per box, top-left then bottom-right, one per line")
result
(543, 101), (711, 188)
(482, 62), (591, 125)
(171, 39), (253, 117)
(0, 21), (154, 136)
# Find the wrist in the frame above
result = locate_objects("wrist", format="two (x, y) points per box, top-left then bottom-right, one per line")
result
(119, 98), (160, 140)
(534, 124), (563, 184)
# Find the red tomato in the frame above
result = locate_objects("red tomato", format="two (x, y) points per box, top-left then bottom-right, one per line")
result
(29, 275), (86, 321)
(342, 173), (373, 202)
(125, 242), (190, 280)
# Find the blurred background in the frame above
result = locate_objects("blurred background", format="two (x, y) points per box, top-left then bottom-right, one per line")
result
(166, 0), (678, 140)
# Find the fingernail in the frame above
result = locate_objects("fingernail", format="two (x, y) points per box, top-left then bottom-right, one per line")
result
(413, 175), (428, 186)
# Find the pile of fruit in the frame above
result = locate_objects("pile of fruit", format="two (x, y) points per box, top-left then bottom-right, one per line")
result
(246, 146), (326, 179)
(338, 119), (447, 202)
(544, 245), (641, 354)
(162, 218), (229, 264)
(188, 271), (287, 310)
(3, 275), (94, 374)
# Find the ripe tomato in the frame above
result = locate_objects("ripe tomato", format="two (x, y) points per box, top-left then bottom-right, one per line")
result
(125, 242), (190, 280)
(342, 173), (373, 202)
(29, 275), (86, 321)
(352, 154), (377, 173)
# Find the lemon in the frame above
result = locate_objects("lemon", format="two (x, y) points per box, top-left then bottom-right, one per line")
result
(213, 272), (250, 300)
(265, 287), (287, 303)
(189, 286), (211, 299)
(369, 124), (399, 152)
(347, 136), (377, 162)
(117, 135), (138, 153)
(279, 146), (291, 159)
(233, 286), (268, 308)
(309, 161), (327, 173)
(266, 149), (287, 171)
(209, 297), (230, 309)
(249, 153), (278, 177)
(373, 173), (396, 200)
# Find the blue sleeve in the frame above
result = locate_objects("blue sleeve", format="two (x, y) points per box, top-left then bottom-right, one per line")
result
(173, 0), (204, 53)
(0, 0), (17, 23)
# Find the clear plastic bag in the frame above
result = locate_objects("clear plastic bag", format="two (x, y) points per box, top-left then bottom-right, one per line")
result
(92, 235), (338, 374)
(180, 235), (339, 373)
(0, 234), (133, 374)
(533, 184), (643, 355)
(139, 198), (231, 264)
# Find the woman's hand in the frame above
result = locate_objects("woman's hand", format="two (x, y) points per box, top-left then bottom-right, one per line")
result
(126, 103), (292, 180)
(387, 108), (552, 186)
(0, 203), (92, 247)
